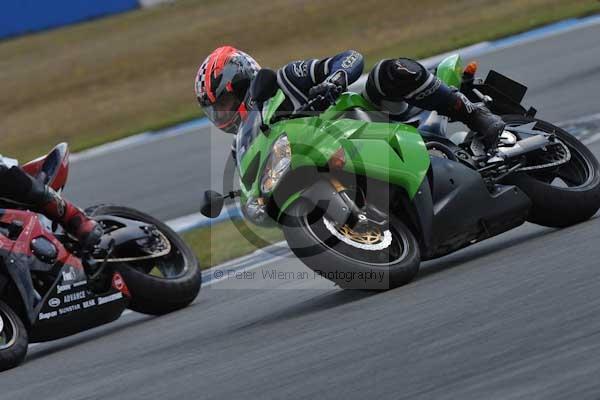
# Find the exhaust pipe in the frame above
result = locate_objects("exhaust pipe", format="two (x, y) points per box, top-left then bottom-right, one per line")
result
(497, 134), (550, 159)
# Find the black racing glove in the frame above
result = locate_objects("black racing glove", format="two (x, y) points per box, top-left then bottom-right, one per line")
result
(308, 70), (348, 111)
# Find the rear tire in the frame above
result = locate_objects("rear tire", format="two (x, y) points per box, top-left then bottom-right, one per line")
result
(282, 200), (420, 290)
(503, 115), (600, 227)
(0, 300), (28, 372)
(87, 205), (201, 315)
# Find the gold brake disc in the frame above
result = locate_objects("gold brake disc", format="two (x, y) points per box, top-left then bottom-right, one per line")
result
(336, 224), (383, 245)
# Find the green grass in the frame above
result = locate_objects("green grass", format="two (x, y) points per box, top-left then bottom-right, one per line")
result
(182, 220), (284, 269)
(1, 0), (599, 161)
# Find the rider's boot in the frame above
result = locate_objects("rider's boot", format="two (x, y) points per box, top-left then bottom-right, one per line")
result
(2, 166), (103, 253)
(363, 58), (505, 153)
(446, 91), (505, 152)
(39, 188), (103, 252)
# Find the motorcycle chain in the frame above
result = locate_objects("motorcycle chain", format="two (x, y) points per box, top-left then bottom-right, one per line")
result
(515, 139), (571, 172)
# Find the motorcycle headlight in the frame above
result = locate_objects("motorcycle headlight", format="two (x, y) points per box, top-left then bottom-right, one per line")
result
(260, 135), (291, 193)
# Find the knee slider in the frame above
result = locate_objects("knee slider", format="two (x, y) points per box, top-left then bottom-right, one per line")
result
(373, 58), (431, 99)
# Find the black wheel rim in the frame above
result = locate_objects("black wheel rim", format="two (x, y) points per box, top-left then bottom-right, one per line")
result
(123, 239), (188, 279)
(507, 121), (596, 189)
(303, 211), (409, 266)
(0, 305), (17, 350)
(99, 212), (190, 280)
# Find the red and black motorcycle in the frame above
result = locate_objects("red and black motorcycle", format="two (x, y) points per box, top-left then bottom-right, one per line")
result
(0, 143), (201, 371)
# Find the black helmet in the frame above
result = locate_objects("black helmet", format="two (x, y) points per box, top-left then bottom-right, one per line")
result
(195, 46), (260, 133)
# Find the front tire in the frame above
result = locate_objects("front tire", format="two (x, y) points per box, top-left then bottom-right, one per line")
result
(0, 300), (28, 372)
(282, 200), (420, 290)
(87, 205), (201, 315)
(503, 115), (600, 227)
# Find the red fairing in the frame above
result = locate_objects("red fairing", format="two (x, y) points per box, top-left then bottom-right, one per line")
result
(0, 209), (83, 270)
(21, 143), (70, 191)
(20, 158), (44, 179)
(51, 147), (70, 191)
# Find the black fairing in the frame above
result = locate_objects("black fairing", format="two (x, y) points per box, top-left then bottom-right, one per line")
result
(29, 269), (127, 343)
(415, 157), (531, 259)
(464, 70), (531, 116)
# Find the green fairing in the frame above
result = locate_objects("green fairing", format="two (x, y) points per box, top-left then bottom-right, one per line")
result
(263, 89), (286, 124)
(238, 88), (431, 219)
(436, 54), (464, 88)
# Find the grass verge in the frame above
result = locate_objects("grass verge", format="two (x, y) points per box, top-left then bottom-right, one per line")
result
(182, 220), (284, 269)
(1, 0), (599, 161)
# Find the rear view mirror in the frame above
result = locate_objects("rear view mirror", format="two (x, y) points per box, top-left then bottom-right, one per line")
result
(250, 69), (278, 104)
(200, 190), (224, 218)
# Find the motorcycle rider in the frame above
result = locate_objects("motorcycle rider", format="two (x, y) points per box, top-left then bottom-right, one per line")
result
(0, 160), (103, 254)
(195, 46), (505, 150)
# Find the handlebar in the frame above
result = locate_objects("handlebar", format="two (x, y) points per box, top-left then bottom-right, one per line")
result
(292, 85), (343, 116)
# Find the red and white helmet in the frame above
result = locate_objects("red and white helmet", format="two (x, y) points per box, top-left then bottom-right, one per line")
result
(195, 46), (260, 133)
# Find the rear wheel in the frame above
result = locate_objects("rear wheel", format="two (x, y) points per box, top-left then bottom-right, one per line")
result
(502, 115), (600, 227)
(0, 300), (28, 372)
(282, 199), (420, 290)
(87, 205), (201, 315)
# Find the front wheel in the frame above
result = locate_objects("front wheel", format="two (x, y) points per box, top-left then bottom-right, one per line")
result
(282, 200), (420, 290)
(0, 300), (28, 372)
(502, 115), (600, 227)
(87, 205), (201, 315)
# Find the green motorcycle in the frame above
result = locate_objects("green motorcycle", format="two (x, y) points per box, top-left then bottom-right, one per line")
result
(201, 54), (600, 290)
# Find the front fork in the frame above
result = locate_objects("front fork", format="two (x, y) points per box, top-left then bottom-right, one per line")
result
(321, 178), (388, 231)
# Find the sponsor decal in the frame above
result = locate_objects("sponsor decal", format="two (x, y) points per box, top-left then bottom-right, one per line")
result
(293, 61), (308, 77)
(57, 284), (71, 294)
(112, 273), (130, 297)
(414, 79), (442, 101)
(48, 297), (61, 307)
(98, 292), (123, 305)
(39, 311), (58, 320)
(457, 92), (475, 113)
(63, 290), (86, 303)
(82, 299), (96, 309)
(62, 266), (77, 282)
(59, 304), (81, 315)
(112, 274), (125, 290)
(341, 51), (360, 69)
(56, 198), (66, 217)
(73, 280), (87, 287)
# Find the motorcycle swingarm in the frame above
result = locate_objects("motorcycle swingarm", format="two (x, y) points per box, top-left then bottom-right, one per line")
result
(94, 215), (155, 248)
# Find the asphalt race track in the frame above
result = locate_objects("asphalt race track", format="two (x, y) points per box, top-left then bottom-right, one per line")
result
(2, 20), (600, 400)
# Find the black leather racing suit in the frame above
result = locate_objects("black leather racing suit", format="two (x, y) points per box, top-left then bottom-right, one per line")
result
(234, 51), (504, 155)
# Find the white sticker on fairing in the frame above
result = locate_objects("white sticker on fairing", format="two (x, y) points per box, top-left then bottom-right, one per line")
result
(83, 299), (96, 309)
(61, 266), (77, 282)
(57, 284), (71, 294)
(48, 298), (61, 307)
(39, 311), (58, 320)
(63, 290), (86, 304)
(59, 304), (81, 315)
(97, 292), (123, 305)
